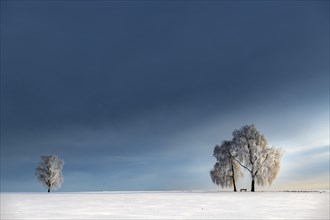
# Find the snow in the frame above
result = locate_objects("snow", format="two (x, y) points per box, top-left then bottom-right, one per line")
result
(1, 191), (329, 219)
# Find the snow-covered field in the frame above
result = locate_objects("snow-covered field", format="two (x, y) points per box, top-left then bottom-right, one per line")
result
(1, 191), (329, 219)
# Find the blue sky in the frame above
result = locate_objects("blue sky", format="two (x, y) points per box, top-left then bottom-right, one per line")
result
(1, 1), (329, 192)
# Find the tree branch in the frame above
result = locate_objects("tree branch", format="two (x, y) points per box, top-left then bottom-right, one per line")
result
(262, 154), (269, 166)
(232, 157), (252, 173)
(254, 154), (269, 176)
(243, 134), (254, 167)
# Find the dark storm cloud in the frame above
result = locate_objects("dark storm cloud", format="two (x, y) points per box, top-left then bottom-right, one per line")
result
(1, 1), (329, 191)
(2, 1), (328, 132)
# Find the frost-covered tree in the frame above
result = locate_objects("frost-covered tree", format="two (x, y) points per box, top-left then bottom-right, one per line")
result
(210, 141), (242, 192)
(232, 125), (284, 192)
(35, 155), (64, 193)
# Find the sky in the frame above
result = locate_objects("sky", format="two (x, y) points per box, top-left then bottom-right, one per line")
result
(0, 1), (329, 192)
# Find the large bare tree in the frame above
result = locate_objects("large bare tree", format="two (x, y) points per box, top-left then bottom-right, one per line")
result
(35, 155), (64, 193)
(232, 125), (284, 191)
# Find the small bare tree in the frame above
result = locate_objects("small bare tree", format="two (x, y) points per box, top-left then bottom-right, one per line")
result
(35, 155), (64, 193)
(210, 141), (243, 191)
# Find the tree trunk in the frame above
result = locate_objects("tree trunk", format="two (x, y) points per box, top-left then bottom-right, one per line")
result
(233, 177), (237, 192)
(251, 179), (255, 192)
(231, 163), (237, 192)
(47, 181), (51, 193)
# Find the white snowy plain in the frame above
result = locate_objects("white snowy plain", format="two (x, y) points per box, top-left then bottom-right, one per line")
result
(1, 191), (329, 219)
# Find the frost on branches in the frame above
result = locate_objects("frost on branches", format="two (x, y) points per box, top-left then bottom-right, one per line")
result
(210, 141), (243, 192)
(211, 125), (284, 192)
(35, 155), (64, 193)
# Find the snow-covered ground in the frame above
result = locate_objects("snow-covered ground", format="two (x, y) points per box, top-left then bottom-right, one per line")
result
(1, 191), (329, 219)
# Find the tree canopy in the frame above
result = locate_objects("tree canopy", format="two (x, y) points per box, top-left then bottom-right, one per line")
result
(35, 155), (64, 193)
(211, 125), (284, 191)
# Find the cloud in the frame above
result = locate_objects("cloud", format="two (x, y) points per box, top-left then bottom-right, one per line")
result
(1, 1), (329, 191)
